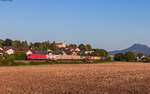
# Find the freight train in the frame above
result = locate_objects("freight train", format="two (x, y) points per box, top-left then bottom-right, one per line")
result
(27, 54), (105, 61)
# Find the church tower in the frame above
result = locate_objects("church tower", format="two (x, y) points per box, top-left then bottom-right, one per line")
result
(62, 40), (66, 48)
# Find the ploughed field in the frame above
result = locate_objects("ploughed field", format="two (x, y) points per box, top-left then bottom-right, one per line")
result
(0, 62), (150, 94)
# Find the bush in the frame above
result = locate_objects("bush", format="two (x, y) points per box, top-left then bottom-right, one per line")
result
(30, 61), (50, 65)
(48, 60), (58, 64)
(14, 52), (26, 60)
(142, 57), (150, 63)
(12, 62), (28, 66)
(0, 56), (3, 64)
(124, 51), (136, 62)
(82, 59), (88, 63)
(0, 55), (15, 66)
(114, 52), (136, 62)
(106, 56), (111, 61)
(114, 53), (125, 61)
(82, 59), (91, 63)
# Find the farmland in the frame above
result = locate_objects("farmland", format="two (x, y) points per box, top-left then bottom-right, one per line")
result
(0, 62), (150, 94)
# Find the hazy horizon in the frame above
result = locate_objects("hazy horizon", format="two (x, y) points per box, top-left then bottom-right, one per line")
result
(1, 0), (150, 51)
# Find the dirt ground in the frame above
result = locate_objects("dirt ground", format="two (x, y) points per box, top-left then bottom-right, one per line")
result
(0, 62), (150, 94)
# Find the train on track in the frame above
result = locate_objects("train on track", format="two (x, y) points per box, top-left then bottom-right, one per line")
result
(27, 54), (105, 61)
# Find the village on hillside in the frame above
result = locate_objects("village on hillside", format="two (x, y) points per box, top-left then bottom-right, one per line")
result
(0, 38), (108, 61)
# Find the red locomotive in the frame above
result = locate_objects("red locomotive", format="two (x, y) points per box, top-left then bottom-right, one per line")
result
(27, 54), (47, 60)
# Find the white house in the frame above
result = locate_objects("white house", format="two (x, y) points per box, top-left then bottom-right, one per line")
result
(0, 48), (3, 51)
(6, 49), (15, 55)
(56, 41), (66, 48)
(26, 50), (33, 56)
(75, 48), (80, 52)
(0, 48), (3, 55)
(85, 50), (94, 54)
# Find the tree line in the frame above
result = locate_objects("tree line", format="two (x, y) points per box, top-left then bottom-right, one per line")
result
(114, 51), (150, 62)
(0, 38), (93, 51)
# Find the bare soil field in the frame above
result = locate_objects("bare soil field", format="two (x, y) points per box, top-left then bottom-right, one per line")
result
(0, 62), (150, 94)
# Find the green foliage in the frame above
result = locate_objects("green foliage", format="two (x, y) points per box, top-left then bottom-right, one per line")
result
(12, 62), (28, 66)
(32, 42), (42, 50)
(91, 49), (108, 57)
(22, 40), (29, 49)
(2, 38), (13, 47)
(85, 44), (92, 51)
(114, 51), (136, 62)
(12, 40), (22, 50)
(141, 57), (150, 62)
(78, 44), (92, 51)
(79, 44), (86, 51)
(106, 56), (111, 61)
(82, 59), (88, 63)
(0, 55), (15, 66)
(0, 56), (3, 63)
(114, 53), (125, 61)
(68, 44), (77, 48)
(50, 41), (57, 51)
(14, 52), (27, 60)
(28, 41), (50, 50)
(137, 53), (144, 58)
(30, 61), (50, 65)
(124, 51), (136, 61)
(0, 40), (3, 47)
(12, 40), (29, 50)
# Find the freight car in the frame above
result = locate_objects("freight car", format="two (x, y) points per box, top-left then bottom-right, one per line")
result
(47, 55), (105, 61)
(47, 55), (81, 61)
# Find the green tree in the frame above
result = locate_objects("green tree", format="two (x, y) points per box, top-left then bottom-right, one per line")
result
(124, 51), (136, 61)
(78, 44), (86, 51)
(114, 53), (125, 61)
(1, 54), (15, 65)
(12, 40), (22, 50)
(50, 41), (57, 51)
(14, 52), (26, 60)
(34, 42), (41, 49)
(0, 39), (3, 47)
(43, 41), (51, 49)
(39, 43), (44, 50)
(22, 40), (29, 49)
(2, 38), (13, 47)
(91, 49), (108, 57)
(85, 44), (92, 51)
(0, 56), (3, 64)
(29, 42), (33, 49)
(68, 44), (77, 48)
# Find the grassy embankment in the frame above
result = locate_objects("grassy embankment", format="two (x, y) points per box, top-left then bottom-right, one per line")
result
(1, 60), (112, 66)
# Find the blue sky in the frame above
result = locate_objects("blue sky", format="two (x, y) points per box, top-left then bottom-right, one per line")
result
(0, 0), (150, 51)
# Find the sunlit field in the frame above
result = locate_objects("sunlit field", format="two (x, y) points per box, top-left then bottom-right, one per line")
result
(0, 62), (150, 94)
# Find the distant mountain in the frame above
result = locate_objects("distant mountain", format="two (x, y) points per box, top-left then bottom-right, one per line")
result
(109, 44), (150, 55)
